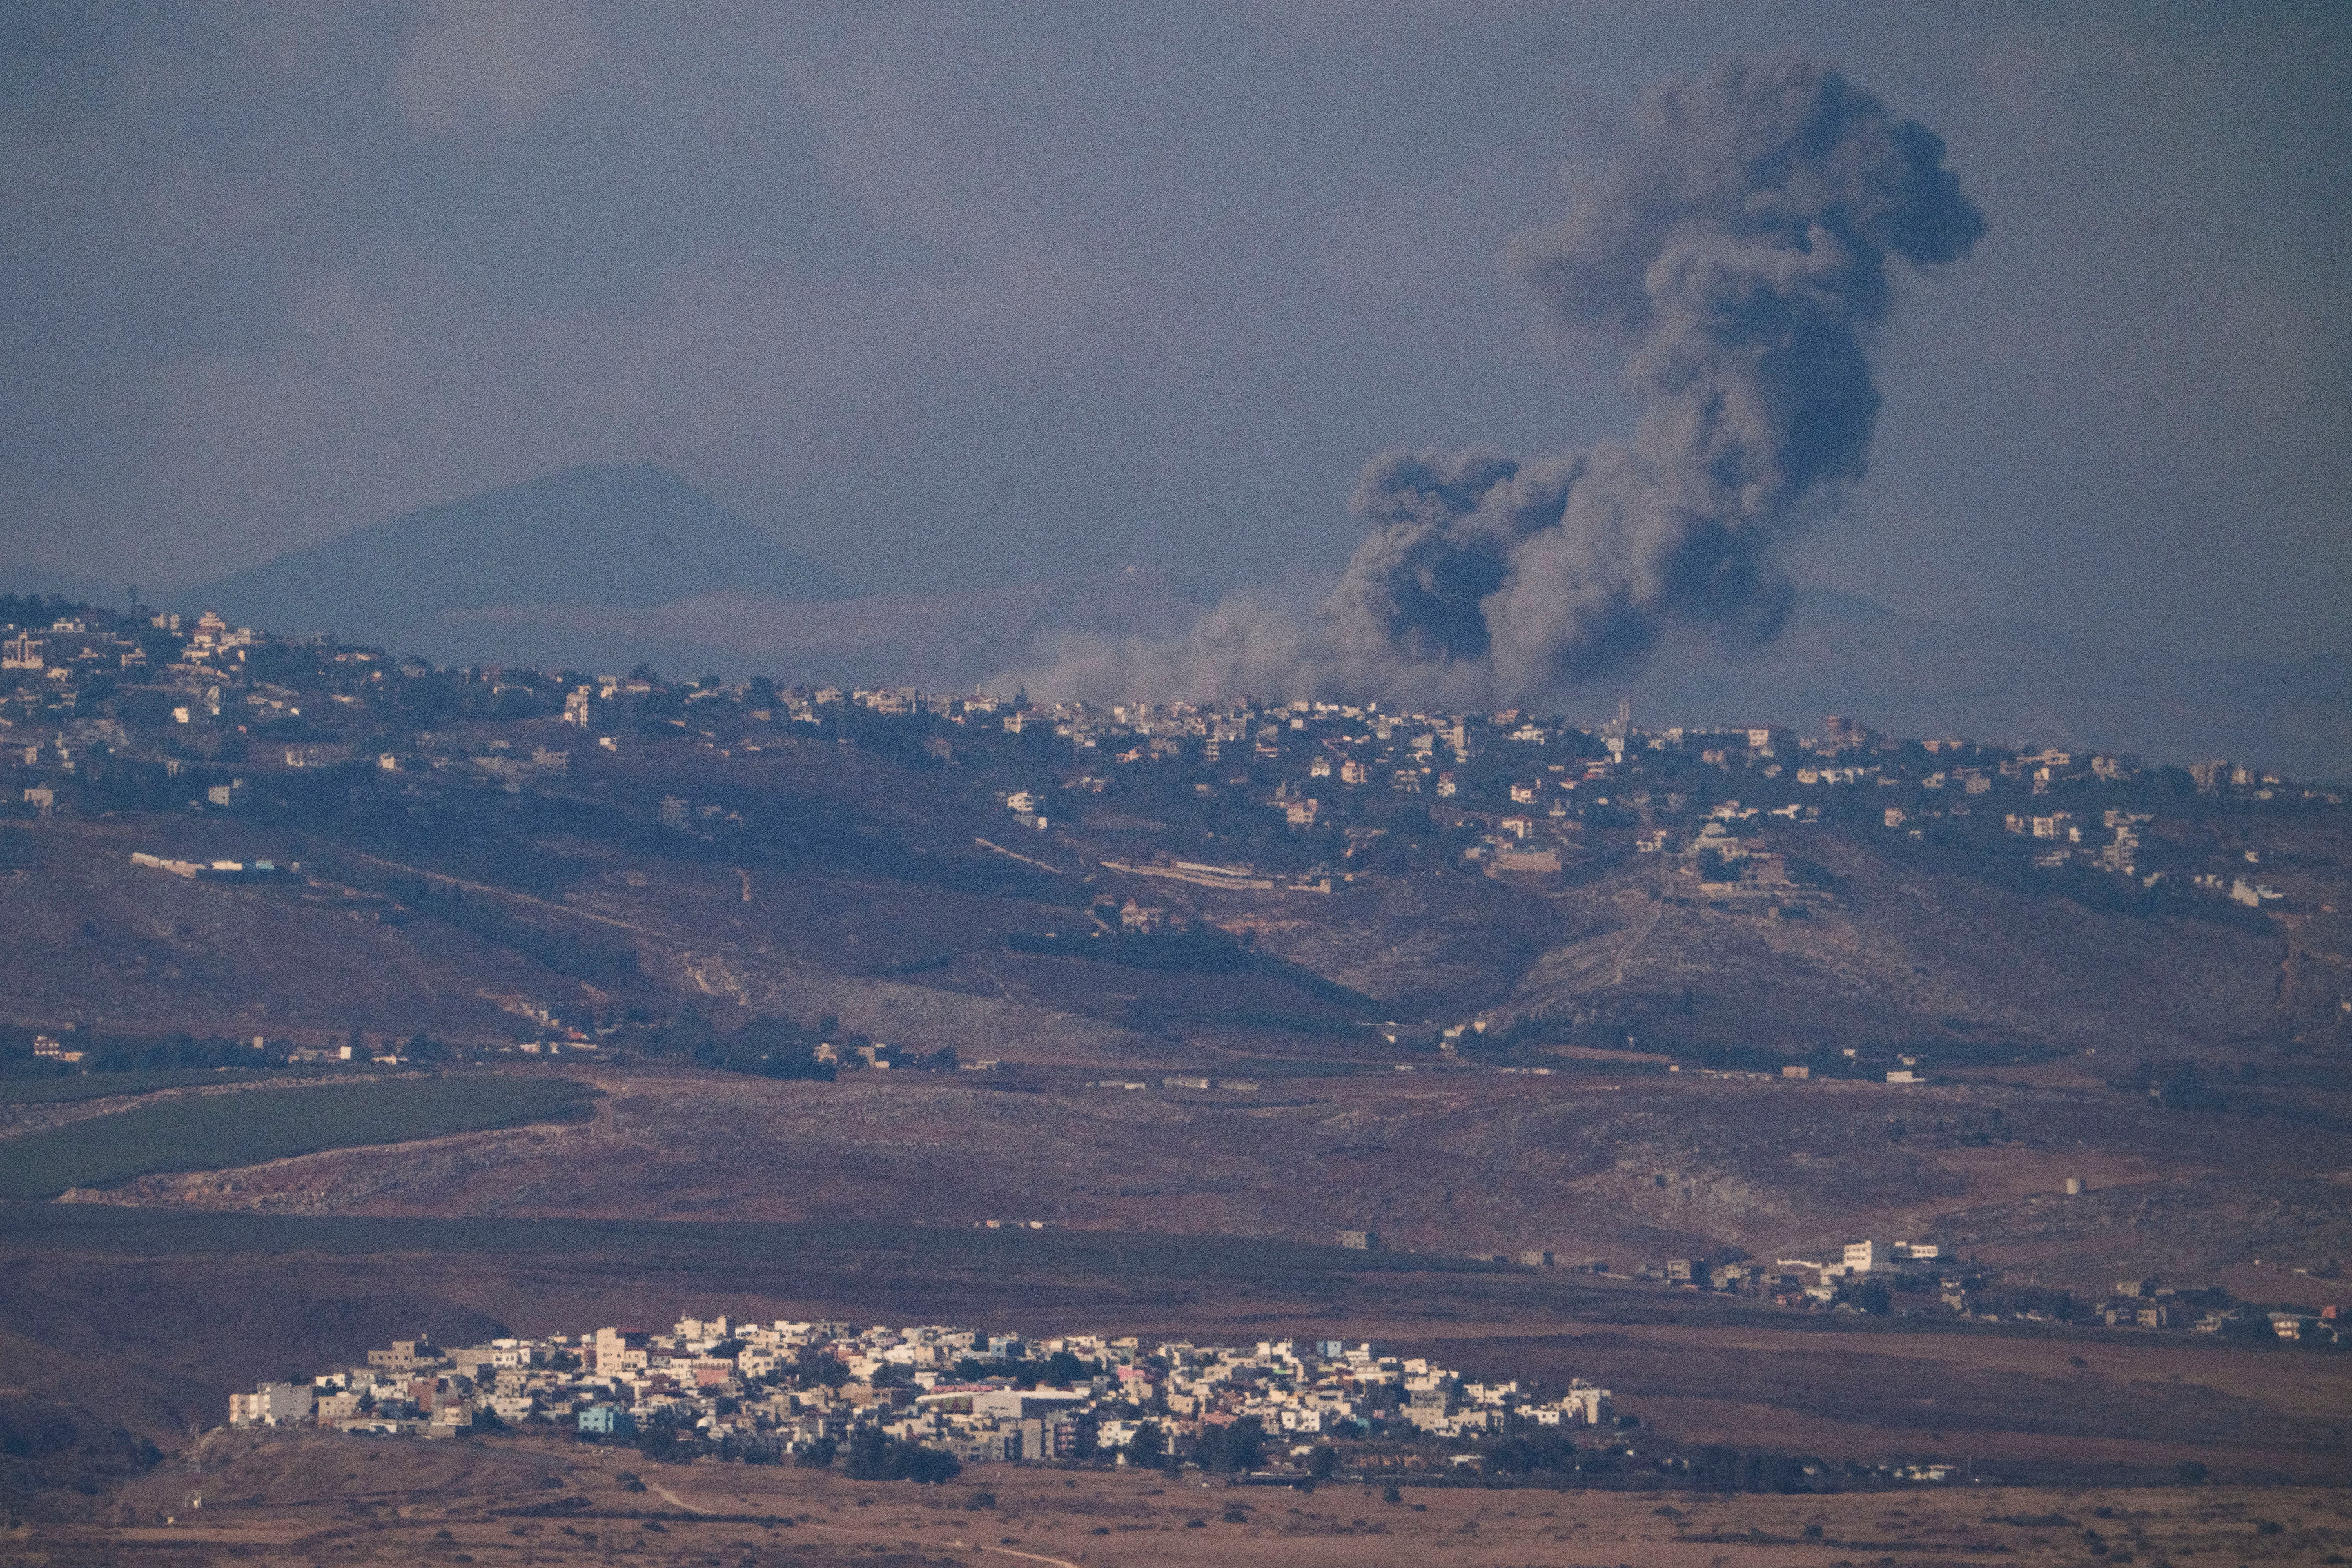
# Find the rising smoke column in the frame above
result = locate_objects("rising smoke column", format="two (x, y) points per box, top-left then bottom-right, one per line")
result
(1016, 55), (1984, 705)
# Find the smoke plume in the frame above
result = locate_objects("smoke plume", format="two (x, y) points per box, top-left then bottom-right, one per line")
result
(1010, 55), (1984, 706)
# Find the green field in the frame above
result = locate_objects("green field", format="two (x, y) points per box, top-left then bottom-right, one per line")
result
(0, 1067), (316, 1105)
(0, 1076), (597, 1198)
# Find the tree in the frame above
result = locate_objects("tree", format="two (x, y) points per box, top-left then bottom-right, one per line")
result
(841, 1429), (892, 1479)
(1191, 1416), (1265, 1474)
(2216, 1311), (2274, 1343)
(1482, 1432), (1577, 1476)
(902, 1446), (960, 1483)
(1307, 1446), (1338, 1480)
(842, 1428), (960, 1483)
(1128, 1421), (1164, 1468)
(1686, 1445), (1809, 1495)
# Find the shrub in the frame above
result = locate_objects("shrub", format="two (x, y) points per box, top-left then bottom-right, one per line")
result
(839, 1429), (960, 1484)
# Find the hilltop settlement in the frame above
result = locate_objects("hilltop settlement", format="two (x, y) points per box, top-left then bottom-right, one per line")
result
(4, 591), (2337, 915)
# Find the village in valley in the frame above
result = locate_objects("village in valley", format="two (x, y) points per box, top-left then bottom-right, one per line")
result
(227, 1315), (1617, 1478)
(220, 1258), (2341, 1480)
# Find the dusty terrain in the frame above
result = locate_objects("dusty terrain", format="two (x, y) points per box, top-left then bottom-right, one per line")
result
(9, 756), (2351, 1064)
(3, 1209), (2344, 1500)
(14, 1430), (2351, 1566)
(4, 725), (2350, 1534)
(47, 1061), (2352, 1308)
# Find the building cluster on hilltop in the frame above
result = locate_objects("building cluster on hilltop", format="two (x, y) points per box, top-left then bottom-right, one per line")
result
(898, 689), (2328, 904)
(5, 593), (2339, 925)
(223, 1315), (1614, 1464)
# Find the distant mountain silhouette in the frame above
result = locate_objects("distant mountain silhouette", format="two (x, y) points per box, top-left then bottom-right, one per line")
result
(0, 562), (134, 611)
(159, 480), (2347, 781)
(436, 568), (1224, 690)
(180, 463), (854, 653)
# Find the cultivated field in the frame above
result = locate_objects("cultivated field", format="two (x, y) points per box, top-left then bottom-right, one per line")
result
(0, 1068), (283, 1106)
(0, 1075), (594, 1199)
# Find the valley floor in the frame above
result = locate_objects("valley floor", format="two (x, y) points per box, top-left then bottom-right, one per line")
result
(21, 1432), (2352, 1567)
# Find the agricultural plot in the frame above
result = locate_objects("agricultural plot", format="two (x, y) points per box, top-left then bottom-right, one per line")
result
(0, 1067), (298, 1106)
(0, 1075), (596, 1199)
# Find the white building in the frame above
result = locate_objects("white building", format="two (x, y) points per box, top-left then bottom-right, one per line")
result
(229, 1382), (316, 1427)
(1843, 1240), (1891, 1274)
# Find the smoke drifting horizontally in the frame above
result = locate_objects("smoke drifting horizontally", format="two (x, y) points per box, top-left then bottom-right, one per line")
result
(1007, 56), (1984, 708)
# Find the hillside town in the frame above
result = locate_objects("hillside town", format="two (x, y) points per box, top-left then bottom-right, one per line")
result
(4, 592), (2341, 923)
(224, 1316), (1616, 1469)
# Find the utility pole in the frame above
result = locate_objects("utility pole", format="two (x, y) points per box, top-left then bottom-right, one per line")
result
(187, 1422), (203, 1520)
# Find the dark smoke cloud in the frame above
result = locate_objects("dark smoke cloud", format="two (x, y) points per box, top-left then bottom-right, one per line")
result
(1011, 55), (1983, 705)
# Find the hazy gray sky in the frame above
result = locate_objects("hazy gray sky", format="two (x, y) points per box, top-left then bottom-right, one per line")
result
(3, 2), (2347, 658)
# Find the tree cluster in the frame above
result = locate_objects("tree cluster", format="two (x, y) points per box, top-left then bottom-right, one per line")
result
(840, 1428), (961, 1483)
